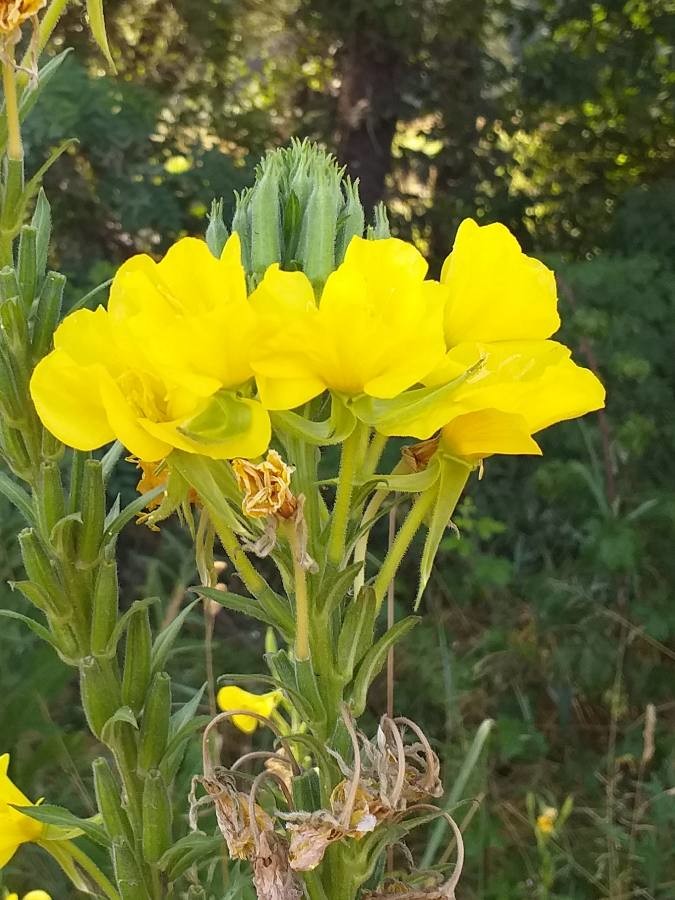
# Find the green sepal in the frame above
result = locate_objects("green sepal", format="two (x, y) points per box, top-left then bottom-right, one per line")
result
(362, 457), (442, 494)
(13, 803), (109, 846)
(122, 604), (152, 714)
(93, 756), (134, 846)
(179, 389), (254, 446)
(138, 672), (171, 775)
(205, 197), (228, 258)
(142, 769), (172, 865)
(349, 616), (421, 716)
(415, 455), (472, 608)
(337, 586), (378, 681)
(271, 394), (356, 446)
(79, 656), (122, 739)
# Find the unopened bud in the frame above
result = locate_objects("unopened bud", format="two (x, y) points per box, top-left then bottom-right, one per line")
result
(122, 606), (152, 714)
(335, 178), (365, 264)
(93, 757), (133, 845)
(250, 156), (282, 275)
(38, 460), (65, 541)
(138, 672), (171, 775)
(205, 198), (229, 258)
(31, 189), (52, 281)
(142, 769), (172, 864)
(80, 656), (122, 738)
(113, 841), (148, 900)
(32, 272), (65, 362)
(18, 528), (69, 618)
(91, 560), (119, 657)
(78, 459), (106, 565)
(297, 168), (341, 290)
(17, 225), (38, 309)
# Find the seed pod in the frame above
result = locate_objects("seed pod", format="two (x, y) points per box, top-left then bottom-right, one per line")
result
(122, 606), (152, 714)
(91, 559), (119, 657)
(17, 225), (38, 309)
(113, 841), (149, 900)
(78, 459), (105, 566)
(141, 769), (172, 864)
(80, 655), (121, 738)
(138, 672), (171, 775)
(38, 460), (65, 541)
(32, 271), (65, 362)
(18, 527), (69, 618)
(93, 757), (133, 845)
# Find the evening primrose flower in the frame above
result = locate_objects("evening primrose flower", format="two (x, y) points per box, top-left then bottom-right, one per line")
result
(250, 236), (446, 415)
(382, 219), (605, 451)
(5, 892), (52, 900)
(30, 234), (270, 462)
(0, 753), (43, 868)
(216, 686), (283, 734)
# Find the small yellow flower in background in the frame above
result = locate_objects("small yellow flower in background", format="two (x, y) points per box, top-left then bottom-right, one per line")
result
(30, 234), (270, 462)
(0, 0), (46, 38)
(250, 236), (446, 421)
(5, 892), (52, 900)
(216, 686), (282, 734)
(232, 449), (297, 519)
(536, 806), (558, 837)
(385, 218), (605, 454)
(133, 458), (167, 511)
(0, 753), (43, 868)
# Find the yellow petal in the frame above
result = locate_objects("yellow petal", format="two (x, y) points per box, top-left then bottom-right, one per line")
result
(30, 351), (114, 450)
(341, 235), (429, 288)
(141, 398), (271, 460)
(216, 686), (282, 734)
(441, 409), (542, 460)
(254, 372), (327, 411)
(441, 219), (560, 344)
(23, 892), (52, 900)
(0, 754), (43, 868)
(98, 374), (172, 462)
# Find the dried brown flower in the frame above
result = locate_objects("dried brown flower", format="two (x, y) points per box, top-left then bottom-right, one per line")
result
(233, 450), (297, 519)
(0, 0), (45, 37)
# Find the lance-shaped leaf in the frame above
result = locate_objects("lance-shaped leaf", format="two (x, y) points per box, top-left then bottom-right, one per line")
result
(13, 804), (109, 846)
(415, 456), (472, 609)
(86, 0), (116, 69)
(349, 616), (420, 716)
(337, 586), (378, 681)
(196, 585), (294, 638)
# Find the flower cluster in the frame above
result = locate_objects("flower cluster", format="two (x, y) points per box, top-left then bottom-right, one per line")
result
(30, 220), (604, 471)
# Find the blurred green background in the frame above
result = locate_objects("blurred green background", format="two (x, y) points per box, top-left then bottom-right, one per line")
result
(2, 0), (674, 897)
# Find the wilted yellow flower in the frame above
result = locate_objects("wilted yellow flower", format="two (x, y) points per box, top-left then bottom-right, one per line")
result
(384, 219), (605, 456)
(232, 450), (297, 519)
(0, 0), (45, 37)
(536, 806), (558, 836)
(0, 753), (43, 868)
(250, 236), (446, 417)
(216, 686), (282, 734)
(31, 234), (270, 462)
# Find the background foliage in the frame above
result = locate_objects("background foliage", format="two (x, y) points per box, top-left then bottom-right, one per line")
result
(3, 0), (674, 897)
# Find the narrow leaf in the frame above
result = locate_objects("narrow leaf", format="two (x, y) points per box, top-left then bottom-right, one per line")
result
(152, 599), (200, 673)
(86, 0), (116, 69)
(349, 617), (420, 716)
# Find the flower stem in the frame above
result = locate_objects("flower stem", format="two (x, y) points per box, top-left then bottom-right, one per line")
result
(327, 422), (364, 567)
(288, 525), (310, 660)
(2, 55), (22, 160)
(42, 839), (120, 900)
(373, 488), (436, 611)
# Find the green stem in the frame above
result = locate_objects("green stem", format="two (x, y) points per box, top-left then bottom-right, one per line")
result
(327, 423), (363, 567)
(2, 56), (22, 160)
(362, 431), (388, 479)
(373, 488), (436, 611)
(288, 526), (310, 661)
(19, 0), (70, 77)
(210, 508), (272, 599)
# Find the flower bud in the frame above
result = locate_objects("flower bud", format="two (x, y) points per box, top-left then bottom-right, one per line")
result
(142, 769), (172, 864)
(80, 656), (122, 738)
(93, 757), (133, 845)
(335, 177), (365, 264)
(32, 271), (65, 362)
(370, 202), (391, 239)
(250, 156), (282, 275)
(231, 188), (252, 272)
(18, 225), (38, 309)
(297, 166), (342, 290)
(205, 198), (229, 258)
(91, 559), (119, 657)
(138, 672), (171, 775)
(77, 459), (105, 566)
(18, 527), (69, 618)
(38, 460), (65, 541)
(31, 189), (52, 282)
(122, 606), (152, 715)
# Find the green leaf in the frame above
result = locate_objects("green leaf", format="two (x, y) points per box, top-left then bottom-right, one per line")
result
(103, 485), (166, 540)
(415, 457), (471, 609)
(271, 394), (356, 446)
(195, 585), (292, 634)
(0, 470), (34, 522)
(0, 609), (59, 652)
(338, 586), (378, 681)
(14, 804), (109, 847)
(86, 0), (116, 69)
(152, 598), (200, 673)
(170, 682), (206, 736)
(169, 452), (244, 534)
(317, 560), (364, 616)
(100, 596), (158, 659)
(159, 831), (224, 882)
(349, 616), (420, 716)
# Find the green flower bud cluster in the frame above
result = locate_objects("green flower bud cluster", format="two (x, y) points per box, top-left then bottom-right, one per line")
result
(221, 138), (390, 291)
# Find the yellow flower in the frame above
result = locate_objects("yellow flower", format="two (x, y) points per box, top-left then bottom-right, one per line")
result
(216, 686), (282, 734)
(0, 0), (45, 37)
(250, 236), (446, 413)
(30, 234), (270, 462)
(232, 450), (297, 519)
(5, 892), (52, 900)
(0, 753), (43, 868)
(536, 806), (558, 836)
(383, 219), (605, 455)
